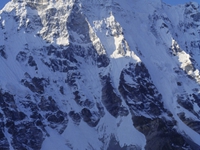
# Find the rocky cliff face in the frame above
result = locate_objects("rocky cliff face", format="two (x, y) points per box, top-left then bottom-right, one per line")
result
(0, 0), (200, 149)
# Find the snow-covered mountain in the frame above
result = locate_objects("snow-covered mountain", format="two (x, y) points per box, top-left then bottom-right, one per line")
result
(0, 0), (200, 149)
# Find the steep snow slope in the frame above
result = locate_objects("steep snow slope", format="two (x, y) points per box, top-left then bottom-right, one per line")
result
(0, 0), (200, 150)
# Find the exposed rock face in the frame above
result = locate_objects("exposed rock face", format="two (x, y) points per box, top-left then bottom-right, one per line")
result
(0, 45), (6, 59)
(178, 112), (200, 134)
(107, 135), (141, 150)
(101, 74), (129, 118)
(9, 122), (43, 150)
(119, 62), (164, 116)
(0, 0), (200, 150)
(0, 91), (44, 149)
(0, 113), (9, 150)
(133, 116), (193, 150)
(118, 62), (196, 149)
